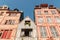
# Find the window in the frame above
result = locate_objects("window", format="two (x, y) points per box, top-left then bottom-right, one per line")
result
(2, 30), (9, 38)
(51, 10), (56, 14)
(50, 26), (59, 38)
(38, 17), (44, 23)
(4, 7), (7, 9)
(40, 26), (47, 38)
(5, 20), (15, 25)
(47, 17), (52, 23)
(9, 13), (16, 16)
(55, 17), (60, 23)
(25, 20), (31, 26)
(37, 11), (41, 15)
(0, 29), (12, 39)
(6, 30), (12, 39)
(20, 29), (32, 37)
(44, 11), (48, 14)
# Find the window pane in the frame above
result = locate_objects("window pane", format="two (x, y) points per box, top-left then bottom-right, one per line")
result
(25, 21), (31, 26)
(51, 10), (56, 14)
(55, 17), (60, 23)
(47, 17), (52, 23)
(37, 11), (41, 15)
(50, 26), (59, 38)
(5, 20), (15, 25)
(9, 13), (16, 16)
(1, 30), (8, 38)
(44, 11), (48, 14)
(40, 26), (47, 38)
(38, 17), (44, 23)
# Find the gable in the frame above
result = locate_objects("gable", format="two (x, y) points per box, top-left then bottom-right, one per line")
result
(18, 17), (36, 29)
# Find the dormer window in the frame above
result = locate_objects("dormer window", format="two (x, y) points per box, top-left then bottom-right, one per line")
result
(55, 16), (60, 23)
(3, 5), (8, 9)
(4, 7), (7, 9)
(25, 20), (31, 26)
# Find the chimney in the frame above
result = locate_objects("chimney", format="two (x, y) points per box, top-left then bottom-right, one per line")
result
(40, 4), (48, 7)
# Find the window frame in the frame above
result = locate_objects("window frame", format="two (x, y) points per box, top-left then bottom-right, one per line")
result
(55, 16), (60, 23)
(8, 13), (17, 16)
(50, 26), (59, 38)
(51, 10), (56, 14)
(37, 11), (41, 15)
(5, 20), (15, 25)
(38, 17), (44, 23)
(44, 11), (48, 14)
(40, 26), (47, 38)
(46, 17), (52, 23)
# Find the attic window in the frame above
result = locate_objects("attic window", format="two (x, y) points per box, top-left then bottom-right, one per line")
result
(4, 7), (7, 9)
(25, 20), (31, 26)
(9, 13), (16, 16)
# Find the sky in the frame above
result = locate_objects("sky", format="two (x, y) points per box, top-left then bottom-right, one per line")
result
(0, 0), (60, 21)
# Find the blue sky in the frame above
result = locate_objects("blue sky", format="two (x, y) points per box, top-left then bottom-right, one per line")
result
(0, 0), (60, 20)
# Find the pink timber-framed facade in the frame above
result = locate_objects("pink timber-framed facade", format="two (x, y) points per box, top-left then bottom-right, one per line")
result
(0, 5), (24, 40)
(34, 4), (60, 40)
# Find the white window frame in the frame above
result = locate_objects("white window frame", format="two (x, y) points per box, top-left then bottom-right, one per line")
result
(44, 11), (48, 14)
(40, 26), (47, 38)
(37, 11), (41, 15)
(47, 17), (52, 23)
(38, 17), (44, 23)
(50, 26), (58, 38)
(55, 17), (60, 23)
(51, 10), (56, 14)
